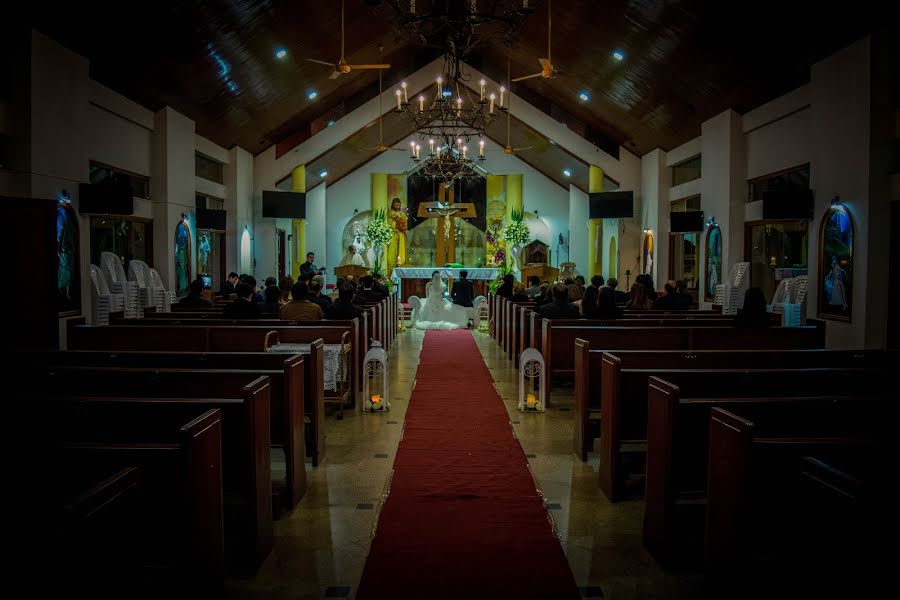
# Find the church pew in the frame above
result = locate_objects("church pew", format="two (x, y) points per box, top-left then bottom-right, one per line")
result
(41, 371), (273, 568)
(704, 407), (887, 591)
(572, 344), (895, 463)
(34, 350), (309, 505)
(642, 374), (894, 565)
(598, 362), (885, 502)
(545, 321), (824, 397)
(508, 301), (537, 362)
(57, 409), (224, 590)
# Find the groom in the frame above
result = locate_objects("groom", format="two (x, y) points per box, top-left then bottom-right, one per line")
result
(451, 270), (475, 308)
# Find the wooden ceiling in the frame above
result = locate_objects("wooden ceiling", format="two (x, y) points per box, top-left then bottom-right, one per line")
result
(31, 0), (881, 157)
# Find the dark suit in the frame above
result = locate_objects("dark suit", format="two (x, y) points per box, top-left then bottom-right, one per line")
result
(353, 289), (383, 305)
(373, 283), (389, 297)
(223, 298), (261, 319)
(310, 294), (332, 311)
(326, 302), (364, 320)
(653, 294), (681, 311)
(177, 295), (212, 308)
(495, 282), (513, 299)
(538, 300), (581, 319)
(451, 278), (475, 307)
(299, 262), (319, 282)
(219, 281), (235, 297)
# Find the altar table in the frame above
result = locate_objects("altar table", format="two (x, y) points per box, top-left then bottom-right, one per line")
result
(392, 267), (499, 304)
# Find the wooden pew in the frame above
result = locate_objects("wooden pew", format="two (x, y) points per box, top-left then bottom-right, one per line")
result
(643, 373), (893, 564)
(704, 407), (887, 592)
(598, 362), (883, 502)
(38, 369), (273, 568)
(35, 350), (309, 505)
(507, 301), (537, 362)
(57, 409), (224, 588)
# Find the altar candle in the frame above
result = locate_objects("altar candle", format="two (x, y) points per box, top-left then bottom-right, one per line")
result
(395, 89), (402, 110)
(419, 95), (425, 112)
(479, 139), (485, 157)
(500, 86), (505, 108)
(401, 81), (408, 103)
(479, 79), (485, 101)
(489, 93), (496, 113)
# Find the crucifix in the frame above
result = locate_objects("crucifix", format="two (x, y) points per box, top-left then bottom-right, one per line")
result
(416, 183), (477, 265)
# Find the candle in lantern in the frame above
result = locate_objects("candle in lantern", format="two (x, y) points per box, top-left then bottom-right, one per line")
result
(500, 86), (505, 108)
(395, 89), (402, 110)
(526, 394), (536, 408)
(371, 394), (381, 404)
(479, 139), (485, 158)
(479, 78), (486, 100)
(401, 81), (408, 103)
(489, 93), (496, 114)
(419, 95), (425, 112)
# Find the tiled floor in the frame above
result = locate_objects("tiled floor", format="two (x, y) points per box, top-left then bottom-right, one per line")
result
(225, 328), (701, 599)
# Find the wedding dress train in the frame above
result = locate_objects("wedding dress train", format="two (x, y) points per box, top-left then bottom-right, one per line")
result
(412, 273), (470, 330)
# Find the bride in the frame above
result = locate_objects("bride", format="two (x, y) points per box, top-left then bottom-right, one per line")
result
(412, 271), (470, 330)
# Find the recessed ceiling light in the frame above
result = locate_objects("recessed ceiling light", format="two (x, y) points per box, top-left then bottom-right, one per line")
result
(326, 119), (335, 127)
(612, 50), (625, 61)
(318, 169), (328, 178)
(578, 91), (590, 102)
(562, 168), (573, 177)
(307, 90), (318, 100)
(548, 139), (556, 145)
(275, 48), (287, 60)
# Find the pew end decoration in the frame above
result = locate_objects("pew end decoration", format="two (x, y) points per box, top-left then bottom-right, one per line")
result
(363, 341), (389, 412)
(714, 262), (749, 315)
(518, 348), (545, 412)
(469, 295), (487, 329)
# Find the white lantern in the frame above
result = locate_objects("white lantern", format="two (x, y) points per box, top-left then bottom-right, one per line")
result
(518, 348), (546, 412)
(469, 295), (487, 330)
(363, 341), (389, 411)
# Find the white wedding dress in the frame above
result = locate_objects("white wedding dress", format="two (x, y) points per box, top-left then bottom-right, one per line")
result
(412, 273), (470, 330)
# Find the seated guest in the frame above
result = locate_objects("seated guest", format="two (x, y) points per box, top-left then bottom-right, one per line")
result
(538, 283), (581, 319)
(495, 274), (515, 298)
(264, 276), (277, 288)
(595, 286), (620, 319)
(575, 275), (587, 289)
(279, 282), (324, 321)
(325, 284), (364, 320)
(537, 283), (553, 306)
(330, 277), (346, 302)
(178, 279), (213, 308)
(636, 274), (658, 302)
(354, 275), (383, 305)
(736, 286), (772, 328)
(308, 281), (332, 311)
(241, 274), (265, 304)
(607, 277), (629, 304)
(224, 283), (261, 318)
(279, 276), (294, 304)
(452, 270), (476, 306)
(568, 283), (584, 313)
(372, 274), (390, 297)
(563, 277), (575, 286)
(626, 282), (653, 310)
(510, 283), (529, 302)
(581, 284), (599, 318)
(653, 281), (682, 310)
(259, 285), (281, 315)
(674, 280), (693, 309)
(523, 276), (542, 299)
(220, 272), (238, 297)
(589, 275), (604, 290)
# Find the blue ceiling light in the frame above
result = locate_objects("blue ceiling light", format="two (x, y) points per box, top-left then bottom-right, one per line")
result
(326, 119), (335, 127)
(307, 89), (318, 100)
(612, 49), (625, 62)
(318, 169), (328, 178)
(562, 168), (573, 177)
(578, 91), (590, 102)
(275, 48), (287, 60)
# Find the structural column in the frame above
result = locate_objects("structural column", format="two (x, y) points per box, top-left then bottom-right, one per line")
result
(587, 165), (604, 279)
(371, 173), (388, 272)
(291, 164), (306, 279)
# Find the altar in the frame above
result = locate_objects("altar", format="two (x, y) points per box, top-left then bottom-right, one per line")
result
(392, 267), (499, 304)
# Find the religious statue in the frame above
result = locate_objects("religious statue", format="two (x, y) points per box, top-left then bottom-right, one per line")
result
(386, 198), (407, 275)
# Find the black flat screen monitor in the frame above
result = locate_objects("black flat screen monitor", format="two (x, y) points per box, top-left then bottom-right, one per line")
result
(670, 210), (704, 232)
(762, 189), (813, 219)
(78, 182), (134, 215)
(589, 191), (633, 218)
(196, 208), (226, 230)
(262, 190), (306, 218)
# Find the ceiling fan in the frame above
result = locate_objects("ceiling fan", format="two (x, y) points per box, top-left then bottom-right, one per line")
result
(512, 0), (558, 82)
(488, 59), (532, 155)
(371, 45), (406, 153)
(305, 0), (390, 79)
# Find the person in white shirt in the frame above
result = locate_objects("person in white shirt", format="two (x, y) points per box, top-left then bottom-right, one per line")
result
(340, 244), (365, 267)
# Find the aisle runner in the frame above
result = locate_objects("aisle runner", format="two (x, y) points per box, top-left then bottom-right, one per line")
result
(357, 330), (580, 599)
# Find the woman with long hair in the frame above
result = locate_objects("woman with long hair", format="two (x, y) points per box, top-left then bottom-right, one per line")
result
(626, 283), (653, 310)
(595, 286), (619, 319)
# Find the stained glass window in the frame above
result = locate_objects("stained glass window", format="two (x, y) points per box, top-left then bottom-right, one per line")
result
(57, 201), (80, 314)
(174, 221), (192, 296)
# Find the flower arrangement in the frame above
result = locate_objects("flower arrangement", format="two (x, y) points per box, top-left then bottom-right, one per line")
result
(503, 209), (530, 246)
(492, 249), (506, 265)
(365, 209), (394, 247)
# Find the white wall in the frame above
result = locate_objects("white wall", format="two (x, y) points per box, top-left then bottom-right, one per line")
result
(226, 146), (254, 278)
(745, 108), (811, 180)
(640, 149), (668, 289)
(87, 86), (153, 177)
(568, 186), (589, 277)
(306, 182), (327, 270)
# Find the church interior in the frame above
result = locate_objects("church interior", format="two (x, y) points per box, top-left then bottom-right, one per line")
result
(7, 1), (898, 597)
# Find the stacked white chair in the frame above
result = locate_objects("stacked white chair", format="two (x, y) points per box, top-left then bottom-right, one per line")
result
(714, 262), (750, 315)
(128, 259), (169, 312)
(782, 275), (808, 327)
(150, 268), (177, 310)
(468, 295), (487, 329)
(101, 251), (141, 318)
(768, 277), (792, 325)
(89, 264), (117, 326)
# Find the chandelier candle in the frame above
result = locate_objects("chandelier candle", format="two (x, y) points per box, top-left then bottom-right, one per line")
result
(396, 90), (402, 110)
(479, 79), (485, 100)
(500, 86), (505, 108)
(489, 93), (495, 113)
(401, 81), (408, 103)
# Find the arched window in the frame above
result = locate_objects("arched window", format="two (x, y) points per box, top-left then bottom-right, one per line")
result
(57, 200), (80, 314)
(704, 225), (722, 301)
(641, 231), (654, 278)
(818, 204), (854, 321)
(174, 221), (192, 296)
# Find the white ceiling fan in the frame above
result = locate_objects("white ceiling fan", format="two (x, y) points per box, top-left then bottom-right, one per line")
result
(370, 45), (406, 154)
(305, 0), (391, 79)
(488, 58), (533, 155)
(512, 0), (558, 82)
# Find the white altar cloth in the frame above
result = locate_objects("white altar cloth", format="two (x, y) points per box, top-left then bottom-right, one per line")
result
(392, 267), (499, 280)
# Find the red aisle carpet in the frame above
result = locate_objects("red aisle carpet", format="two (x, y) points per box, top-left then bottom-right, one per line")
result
(357, 330), (580, 599)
